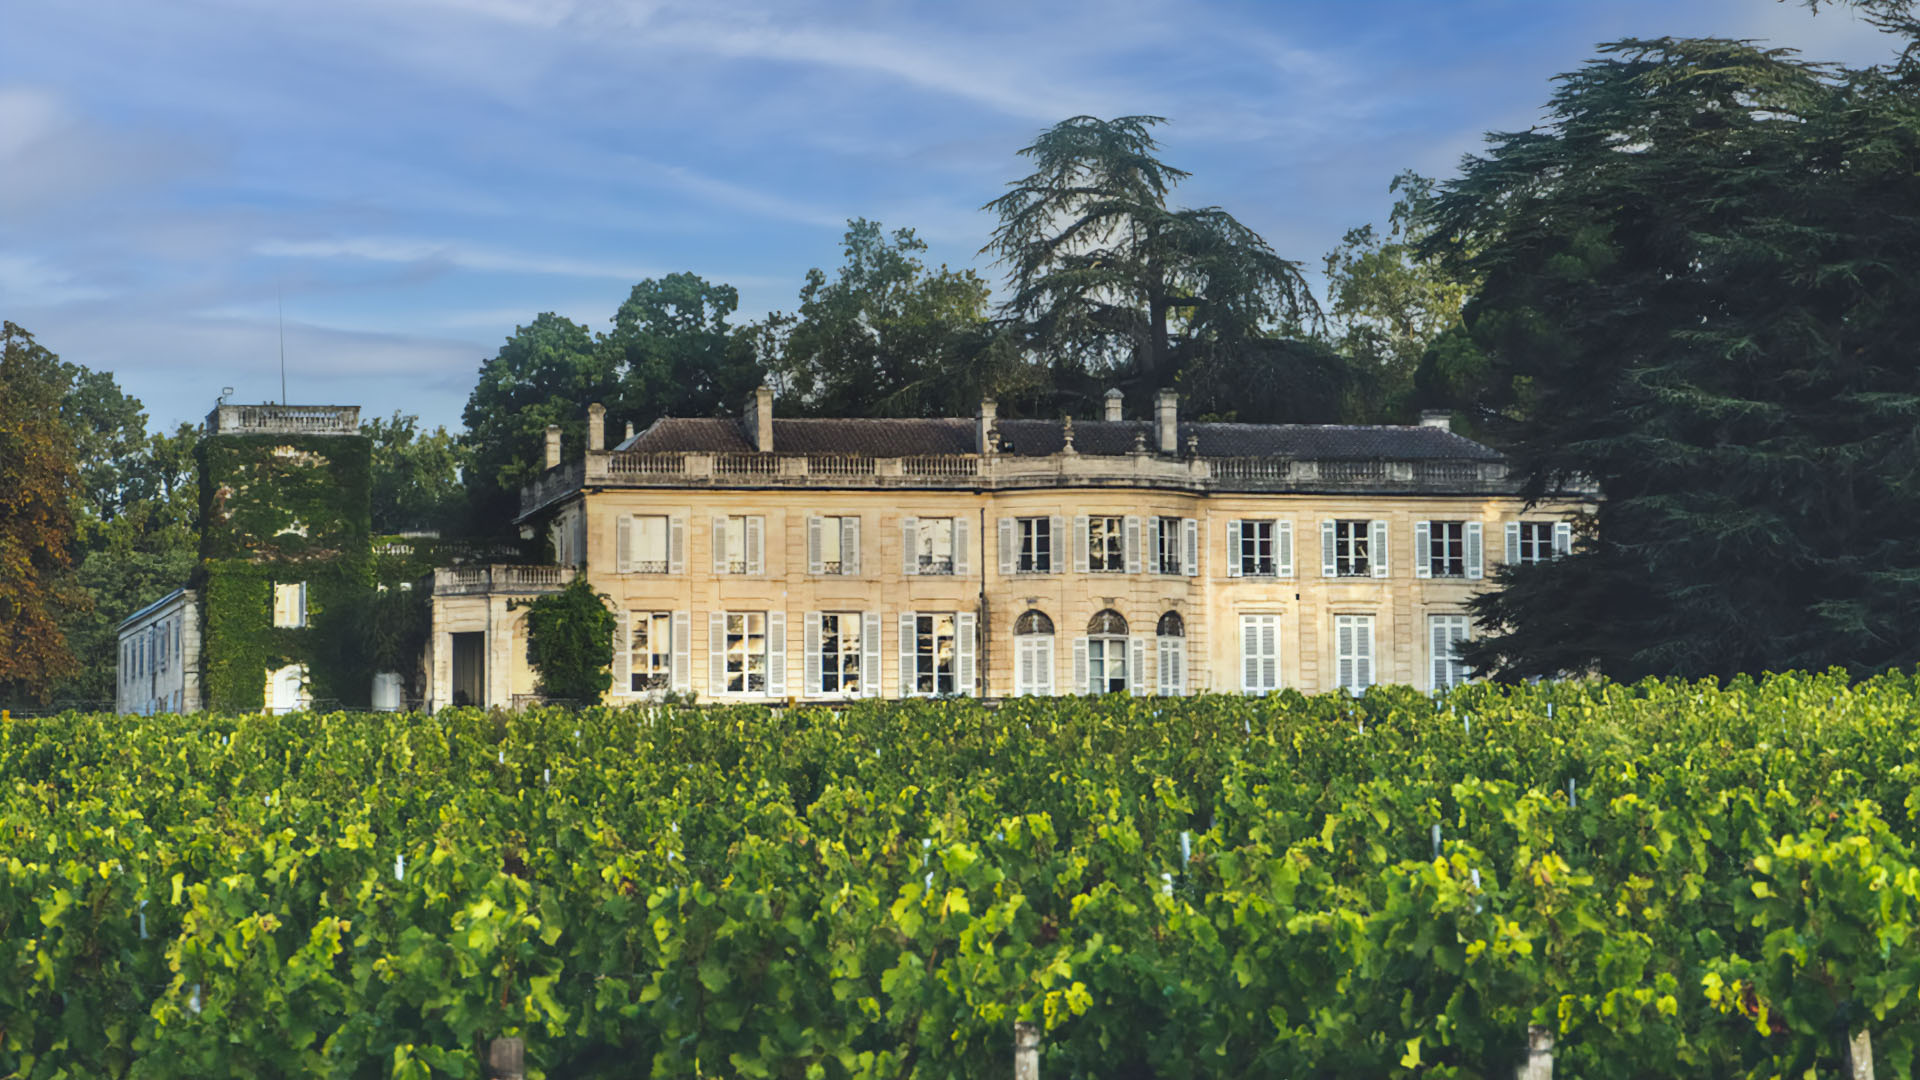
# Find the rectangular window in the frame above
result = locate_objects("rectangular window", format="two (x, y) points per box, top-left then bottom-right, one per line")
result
(914, 613), (957, 694)
(1239, 520), (1276, 576)
(1016, 517), (1052, 573)
(1430, 614), (1471, 690)
(1014, 634), (1054, 696)
(819, 612), (862, 695)
(725, 612), (768, 694)
(1514, 521), (1560, 564)
(1335, 520), (1372, 577)
(917, 518), (955, 575)
(718, 516), (748, 574)
(629, 515), (669, 573)
(820, 517), (845, 574)
(1426, 521), (1466, 578)
(1087, 636), (1128, 693)
(1335, 614), (1375, 694)
(1086, 516), (1125, 572)
(1240, 614), (1280, 694)
(1154, 516), (1183, 574)
(1157, 635), (1185, 695)
(629, 611), (672, 692)
(272, 582), (307, 629)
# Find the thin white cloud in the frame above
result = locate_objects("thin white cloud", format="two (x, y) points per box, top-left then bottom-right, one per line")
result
(254, 236), (666, 281)
(0, 252), (110, 306)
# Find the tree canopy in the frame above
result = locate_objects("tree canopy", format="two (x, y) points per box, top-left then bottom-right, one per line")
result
(363, 412), (468, 534)
(0, 323), (84, 702)
(1428, 35), (1920, 680)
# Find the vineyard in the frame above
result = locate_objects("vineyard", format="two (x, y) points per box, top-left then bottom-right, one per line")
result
(6, 674), (1920, 1078)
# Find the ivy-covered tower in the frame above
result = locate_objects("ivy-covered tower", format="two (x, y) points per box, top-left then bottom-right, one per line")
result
(195, 404), (374, 712)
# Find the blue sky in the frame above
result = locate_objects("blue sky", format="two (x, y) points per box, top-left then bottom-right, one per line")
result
(0, 0), (1900, 434)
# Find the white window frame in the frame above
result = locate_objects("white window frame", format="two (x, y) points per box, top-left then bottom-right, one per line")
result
(1335, 614), (1375, 695)
(1014, 629), (1054, 696)
(1238, 519), (1276, 577)
(1333, 520), (1373, 578)
(1240, 614), (1280, 695)
(628, 610), (672, 693)
(1507, 520), (1571, 565)
(815, 611), (864, 696)
(807, 515), (861, 576)
(1086, 634), (1128, 693)
(1430, 614), (1472, 691)
(907, 612), (959, 696)
(272, 581), (308, 629)
(1425, 520), (1466, 578)
(1017, 517), (1052, 574)
(915, 518), (956, 576)
(1086, 515), (1125, 573)
(722, 611), (768, 695)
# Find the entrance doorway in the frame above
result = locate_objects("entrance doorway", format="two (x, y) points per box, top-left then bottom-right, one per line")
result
(451, 632), (486, 707)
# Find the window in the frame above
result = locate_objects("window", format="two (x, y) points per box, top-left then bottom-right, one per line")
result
(817, 612), (863, 695)
(621, 515), (670, 573)
(1240, 614), (1280, 694)
(1014, 610), (1055, 696)
(1507, 521), (1570, 565)
(1427, 521), (1465, 577)
(1082, 609), (1129, 694)
(1016, 517), (1051, 573)
(808, 516), (861, 575)
(712, 515), (765, 575)
(1333, 521), (1372, 577)
(1151, 517), (1184, 575)
(1156, 612), (1185, 696)
(1335, 615), (1375, 695)
(1239, 520), (1276, 576)
(917, 518), (954, 575)
(1086, 516), (1125, 573)
(272, 582), (307, 628)
(914, 613), (957, 695)
(723, 612), (768, 694)
(629, 611), (672, 692)
(553, 508), (585, 567)
(1430, 614), (1471, 690)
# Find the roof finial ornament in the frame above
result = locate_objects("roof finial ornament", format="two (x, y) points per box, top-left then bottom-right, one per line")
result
(1132, 428), (1148, 453)
(1061, 414), (1076, 455)
(1186, 432), (1200, 459)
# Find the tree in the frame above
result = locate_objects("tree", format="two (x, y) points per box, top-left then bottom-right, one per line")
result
(461, 313), (612, 526)
(768, 219), (1038, 417)
(1427, 37), (1920, 680)
(0, 322), (83, 702)
(363, 412), (468, 534)
(983, 115), (1318, 414)
(522, 575), (615, 703)
(604, 272), (762, 425)
(1322, 172), (1474, 422)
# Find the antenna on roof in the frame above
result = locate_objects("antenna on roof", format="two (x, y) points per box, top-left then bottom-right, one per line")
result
(277, 291), (287, 405)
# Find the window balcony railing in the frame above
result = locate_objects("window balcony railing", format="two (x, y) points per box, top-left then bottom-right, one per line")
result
(917, 556), (954, 575)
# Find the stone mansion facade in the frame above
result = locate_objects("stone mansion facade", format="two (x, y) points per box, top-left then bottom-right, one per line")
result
(425, 388), (1586, 709)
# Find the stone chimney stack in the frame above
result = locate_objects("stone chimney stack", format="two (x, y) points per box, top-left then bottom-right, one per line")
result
(742, 384), (774, 453)
(1418, 409), (1453, 433)
(1155, 389), (1179, 454)
(544, 425), (562, 469)
(976, 397), (998, 454)
(625, 421), (635, 442)
(587, 402), (606, 451)
(1103, 388), (1124, 422)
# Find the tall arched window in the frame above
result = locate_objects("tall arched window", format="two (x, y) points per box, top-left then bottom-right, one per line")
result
(1078, 609), (1131, 694)
(1013, 611), (1055, 696)
(1156, 612), (1186, 696)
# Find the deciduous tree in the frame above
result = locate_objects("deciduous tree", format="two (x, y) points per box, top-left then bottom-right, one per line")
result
(0, 323), (83, 701)
(363, 412), (467, 534)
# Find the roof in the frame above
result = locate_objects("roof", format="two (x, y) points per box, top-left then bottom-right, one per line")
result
(118, 588), (194, 633)
(618, 416), (1502, 462)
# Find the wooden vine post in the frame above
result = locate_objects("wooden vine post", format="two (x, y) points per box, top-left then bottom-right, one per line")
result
(1014, 1021), (1040, 1080)
(1843, 1027), (1874, 1080)
(1514, 1024), (1552, 1080)
(488, 1036), (525, 1080)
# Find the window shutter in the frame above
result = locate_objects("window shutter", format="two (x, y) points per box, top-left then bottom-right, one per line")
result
(766, 611), (786, 698)
(1016, 637), (1034, 696)
(804, 613), (822, 697)
(1073, 515), (1090, 573)
(1337, 618), (1355, 691)
(613, 610), (631, 694)
(1130, 634), (1149, 696)
(1356, 618), (1374, 690)
(1466, 522), (1484, 579)
(1505, 522), (1521, 565)
(842, 516), (861, 576)
(955, 612), (976, 695)
(1554, 521), (1573, 557)
(746, 516), (765, 576)
(1277, 520), (1294, 578)
(712, 516), (728, 574)
(1226, 519), (1243, 577)
(862, 612), (882, 697)
(1124, 515), (1142, 574)
(1038, 636), (1055, 695)
(998, 518), (1015, 575)
(1145, 517), (1161, 574)
(1072, 637), (1090, 695)
(1183, 518), (1199, 576)
(671, 611), (690, 692)
(953, 518), (971, 577)
(1259, 618), (1278, 692)
(898, 613), (916, 696)
(616, 515), (633, 574)
(901, 517), (918, 576)
(1240, 615), (1257, 693)
(1050, 515), (1066, 573)
(808, 516), (824, 575)
(708, 612), (727, 697)
(1414, 521), (1431, 579)
(1371, 520), (1390, 578)
(1321, 520), (1337, 577)
(1431, 616), (1449, 691)
(669, 516), (686, 574)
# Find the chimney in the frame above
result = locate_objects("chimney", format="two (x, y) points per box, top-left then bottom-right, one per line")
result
(976, 397), (998, 454)
(544, 425), (561, 469)
(586, 402), (606, 451)
(1103, 388), (1124, 422)
(1418, 409), (1453, 433)
(742, 384), (774, 453)
(1155, 389), (1179, 454)
(624, 421), (635, 442)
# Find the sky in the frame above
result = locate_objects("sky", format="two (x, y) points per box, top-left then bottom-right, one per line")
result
(0, 0), (1903, 435)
